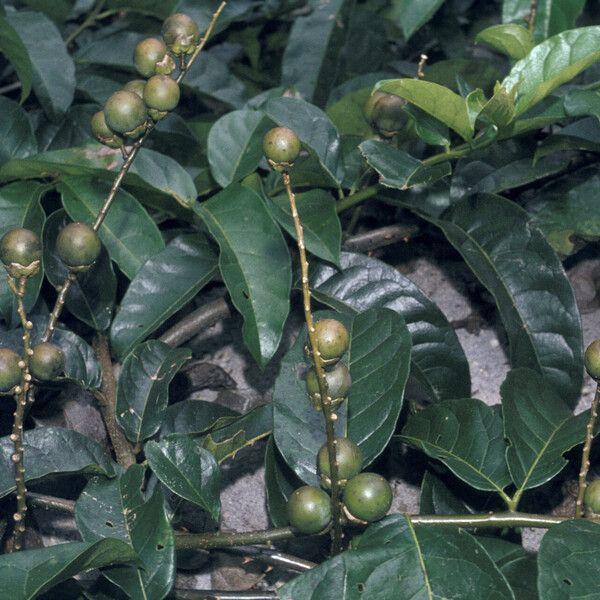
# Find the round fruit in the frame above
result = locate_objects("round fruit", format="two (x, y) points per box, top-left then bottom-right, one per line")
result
(262, 127), (301, 166)
(29, 342), (64, 381)
(104, 90), (147, 135)
(585, 339), (600, 380)
(143, 75), (180, 112)
(370, 93), (407, 135)
(286, 485), (332, 534)
(0, 348), (22, 392)
(134, 37), (169, 78)
(56, 222), (101, 269)
(314, 319), (349, 362)
(0, 228), (41, 269)
(123, 79), (146, 99)
(318, 437), (363, 487)
(343, 472), (393, 523)
(91, 111), (123, 148)
(363, 91), (387, 123)
(585, 479), (600, 513)
(306, 362), (351, 400)
(162, 13), (200, 55)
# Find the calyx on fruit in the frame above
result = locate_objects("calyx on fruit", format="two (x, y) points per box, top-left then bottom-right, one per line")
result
(0, 348), (22, 392)
(318, 437), (363, 489)
(104, 90), (148, 137)
(134, 37), (173, 78)
(56, 222), (102, 270)
(0, 228), (42, 278)
(262, 127), (301, 170)
(162, 13), (200, 55)
(343, 472), (393, 523)
(29, 342), (65, 382)
(286, 485), (332, 535)
(312, 318), (350, 364)
(584, 339), (600, 381)
(305, 362), (351, 410)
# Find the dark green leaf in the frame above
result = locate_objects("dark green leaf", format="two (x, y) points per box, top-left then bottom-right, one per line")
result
(0, 539), (136, 600)
(116, 341), (191, 444)
(387, 0), (446, 40)
(146, 434), (221, 523)
(160, 400), (237, 437)
(311, 252), (470, 402)
(0, 15), (33, 102)
(105, 0), (178, 18)
(75, 464), (175, 600)
(264, 437), (299, 528)
(0, 97), (37, 165)
(534, 117), (600, 164)
(326, 87), (373, 138)
(476, 23), (534, 60)
(420, 471), (472, 515)
(0, 427), (116, 498)
(194, 184), (291, 368)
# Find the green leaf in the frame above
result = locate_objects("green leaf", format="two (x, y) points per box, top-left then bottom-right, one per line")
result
(267, 188), (342, 267)
(6, 11), (75, 119)
(58, 176), (164, 279)
(0, 539), (136, 600)
(264, 437), (300, 528)
(146, 434), (220, 523)
(420, 470), (472, 515)
(43, 209), (116, 331)
(116, 341), (191, 444)
(501, 368), (588, 495)
(476, 23), (534, 60)
(282, 0), (354, 106)
(501, 26), (600, 117)
(387, 0), (446, 40)
(75, 464), (175, 600)
(193, 184), (291, 368)
(375, 79), (474, 140)
(274, 308), (411, 485)
(400, 398), (512, 495)
(311, 252), (470, 402)
(0, 97), (37, 165)
(264, 97), (344, 185)
(0, 427), (116, 498)
(104, 0), (178, 18)
(326, 87), (373, 138)
(110, 234), (218, 359)
(537, 520), (600, 599)
(427, 194), (583, 405)
(160, 400), (237, 437)
(0, 15), (33, 102)
(207, 110), (270, 188)
(279, 514), (514, 599)
(534, 116), (600, 164)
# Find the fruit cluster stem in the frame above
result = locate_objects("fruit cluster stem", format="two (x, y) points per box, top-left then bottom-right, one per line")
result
(576, 385), (600, 518)
(282, 172), (344, 554)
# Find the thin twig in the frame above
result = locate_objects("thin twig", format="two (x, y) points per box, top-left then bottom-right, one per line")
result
(342, 224), (419, 253)
(0, 81), (23, 96)
(417, 54), (428, 79)
(527, 0), (537, 34)
(64, 0), (109, 47)
(175, 527), (299, 551)
(172, 591), (277, 600)
(27, 493), (76, 513)
(576, 386), (600, 518)
(282, 172), (343, 554)
(223, 546), (315, 572)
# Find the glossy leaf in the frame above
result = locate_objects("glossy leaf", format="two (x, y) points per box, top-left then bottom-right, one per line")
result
(110, 234), (217, 359)
(146, 435), (221, 523)
(0, 427), (116, 498)
(0, 539), (136, 600)
(428, 194), (582, 405)
(6, 11), (74, 119)
(388, 0), (446, 40)
(75, 465), (175, 600)
(105, 0), (178, 18)
(0, 15), (32, 102)
(501, 368), (588, 494)
(375, 79), (474, 140)
(194, 184), (291, 368)
(116, 340), (191, 444)
(274, 308), (411, 485)
(264, 437), (300, 528)
(311, 252), (470, 402)
(160, 400), (237, 437)
(0, 97), (37, 165)
(475, 23), (534, 60)
(420, 470), (472, 515)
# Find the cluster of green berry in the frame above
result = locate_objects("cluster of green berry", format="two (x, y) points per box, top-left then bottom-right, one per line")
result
(91, 13), (200, 148)
(286, 318), (393, 535)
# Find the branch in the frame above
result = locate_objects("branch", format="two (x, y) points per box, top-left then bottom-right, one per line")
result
(342, 224), (419, 253)
(576, 385), (600, 517)
(175, 527), (299, 551)
(27, 493), (76, 513)
(222, 545), (315, 572)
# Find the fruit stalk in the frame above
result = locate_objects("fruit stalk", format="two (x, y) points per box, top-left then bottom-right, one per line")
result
(282, 171), (344, 554)
(576, 385), (600, 518)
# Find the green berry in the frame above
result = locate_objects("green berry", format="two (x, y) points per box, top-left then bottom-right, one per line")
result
(343, 472), (392, 523)
(306, 362), (351, 400)
(318, 437), (362, 488)
(29, 342), (64, 381)
(314, 319), (349, 362)
(0, 228), (42, 270)
(0, 348), (22, 392)
(104, 90), (147, 135)
(262, 127), (301, 166)
(162, 13), (200, 55)
(286, 486), (332, 534)
(585, 339), (600, 380)
(123, 79), (146, 99)
(371, 94), (407, 136)
(143, 75), (180, 112)
(91, 111), (123, 149)
(363, 91), (387, 123)
(56, 222), (101, 269)
(585, 479), (600, 514)
(134, 37), (169, 78)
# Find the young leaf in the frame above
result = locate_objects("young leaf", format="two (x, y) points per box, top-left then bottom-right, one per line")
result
(194, 184), (291, 368)
(387, 0), (446, 41)
(0, 15), (32, 102)
(0, 97), (37, 165)
(475, 23), (534, 60)
(116, 341), (191, 444)
(110, 234), (218, 360)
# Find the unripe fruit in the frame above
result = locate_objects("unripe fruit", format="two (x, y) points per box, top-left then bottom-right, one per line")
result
(306, 362), (351, 400)
(365, 92), (408, 137)
(91, 111), (123, 149)
(123, 79), (146, 99)
(318, 437), (362, 489)
(584, 339), (600, 380)
(343, 472), (393, 523)
(314, 319), (349, 362)
(56, 222), (101, 269)
(104, 90), (147, 135)
(29, 343), (65, 382)
(585, 479), (600, 514)
(134, 37), (169, 78)
(143, 75), (180, 112)
(162, 13), (200, 55)
(263, 127), (301, 166)
(363, 91), (387, 123)
(0, 228), (42, 271)
(286, 486), (332, 534)
(0, 348), (22, 392)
